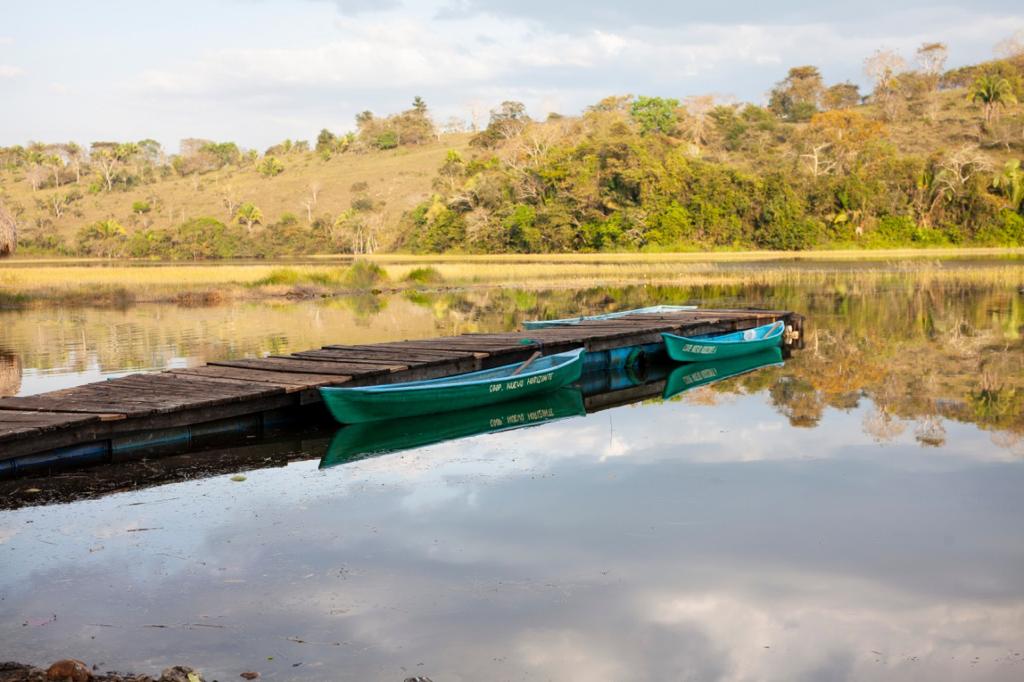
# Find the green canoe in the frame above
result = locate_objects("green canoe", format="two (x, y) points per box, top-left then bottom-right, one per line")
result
(663, 347), (784, 400)
(320, 388), (586, 468)
(319, 347), (585, 424)
(662, 320), (785, 362)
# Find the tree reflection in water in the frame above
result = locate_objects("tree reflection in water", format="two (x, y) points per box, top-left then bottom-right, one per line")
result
(0, 351), (20, 397)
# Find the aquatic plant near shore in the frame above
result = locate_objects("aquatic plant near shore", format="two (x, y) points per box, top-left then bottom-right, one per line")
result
(404, 265), (445, 285)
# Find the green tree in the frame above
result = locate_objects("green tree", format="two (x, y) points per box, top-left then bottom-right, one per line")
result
(200, 141), (241, 167)
(43, 152), (64, 188)
(992, 160), (1024, 213)
(970, 74), (1018, 122)
(374, 131), (398, 150)
(316, 128), (338, 157)
(822, 82), (861, 110)
(90, 142), (139, 191)
(355, 110), (374, 129)
(501, 204), (540, 251)
(258, 156), (285, 177)
(171, 217), (243, 259)
(65, 142), (84, 183)
(630, 96), (680, 134)
(77, 219), (127, 258)
(434, 149), (465, 192)
(769, 66), (824, 121)
(235, 202), (263, 233)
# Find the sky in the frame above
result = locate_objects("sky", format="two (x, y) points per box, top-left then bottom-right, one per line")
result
(1, 0), (1022, 151)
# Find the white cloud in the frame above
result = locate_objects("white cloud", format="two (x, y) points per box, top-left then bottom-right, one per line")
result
(317, 0), (401, 14)
(644, 586), (1024, 680)
(6, 0), (1024, 148)
(0, 525), (18, 544)
(137, 19), (642, 98)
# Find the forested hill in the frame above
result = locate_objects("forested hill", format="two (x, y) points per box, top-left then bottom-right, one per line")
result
(1, 46), (1023, 258)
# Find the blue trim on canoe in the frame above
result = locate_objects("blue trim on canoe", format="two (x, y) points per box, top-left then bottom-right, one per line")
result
(324, 347), (585, 394)
(673, 320), (785, 345)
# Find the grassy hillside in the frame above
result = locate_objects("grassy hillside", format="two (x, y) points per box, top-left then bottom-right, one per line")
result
(1, 51), (1023, 257)
(0, 133), (472, 254)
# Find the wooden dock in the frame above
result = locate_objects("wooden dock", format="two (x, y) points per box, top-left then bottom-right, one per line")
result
(0, 308), (801, 469)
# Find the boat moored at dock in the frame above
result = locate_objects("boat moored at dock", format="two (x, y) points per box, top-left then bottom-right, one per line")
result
(319, 348), (586, 424)
(662, 320), (785, 362)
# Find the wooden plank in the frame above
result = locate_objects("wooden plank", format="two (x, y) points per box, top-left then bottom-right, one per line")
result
(386, 341), (537, 353)
(526, 325), (686, 346)
(169, 365), (349, 388)
(300, 347), (477, 362)
(209, 357), (388, 376)
(394, 335), (538, 347)
(0, 373), (283, 417)
(349, 354), (486, 386)
(106, 375), (284, 406)
(0, 410), (102, 443)
(269, 354), (410, 367)
(0, 393), (304, 460)
(100, 373), (281, 401)
(294, 348), (478, 365)
(323, 344), (477, 356)
(359, 344), (490, 359)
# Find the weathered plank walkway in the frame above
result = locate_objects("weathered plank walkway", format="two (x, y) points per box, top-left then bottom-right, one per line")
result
(0, 308), (801, 466)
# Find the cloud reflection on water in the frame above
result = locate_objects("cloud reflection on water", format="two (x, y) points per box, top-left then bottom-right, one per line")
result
(1, 390), (1022, 680)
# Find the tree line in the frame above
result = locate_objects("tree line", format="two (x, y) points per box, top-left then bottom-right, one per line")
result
(403, 41), (1024, 252)
(0, 97), (439, 192)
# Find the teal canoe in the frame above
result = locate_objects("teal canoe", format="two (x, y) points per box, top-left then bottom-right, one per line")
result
(662, 347), (784, 400)
(320, 388), (586, 468)
(662, 320), (785, 362)
(319, 347), (585, 424)
(524, 305), (697, 329)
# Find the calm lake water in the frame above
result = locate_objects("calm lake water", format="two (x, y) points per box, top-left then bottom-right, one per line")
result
(1, 260), (1023, 680)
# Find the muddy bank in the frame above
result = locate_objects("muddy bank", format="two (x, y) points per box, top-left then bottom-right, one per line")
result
(0, 661), (207, 682)
(0, 662), (430, 682)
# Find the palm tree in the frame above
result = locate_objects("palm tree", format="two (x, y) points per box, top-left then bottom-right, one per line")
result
(235, 202), (263, 234)
(969, 74), (1018, 122)
(992, 160), (1024, 213)
(80, 219), (126, 258)
(66, 142), (83, 184)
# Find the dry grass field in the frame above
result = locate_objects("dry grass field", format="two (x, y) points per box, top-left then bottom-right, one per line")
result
(1, 250), (1020, 307)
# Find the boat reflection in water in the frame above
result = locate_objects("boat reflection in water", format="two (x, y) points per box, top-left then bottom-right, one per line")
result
(320, 388), (587, 468)
(662, 347), (784, 400)
(322, 348), (785, 468)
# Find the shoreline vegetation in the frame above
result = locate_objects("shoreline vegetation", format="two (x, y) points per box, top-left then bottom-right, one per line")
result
(0, 251), (1021, 309)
